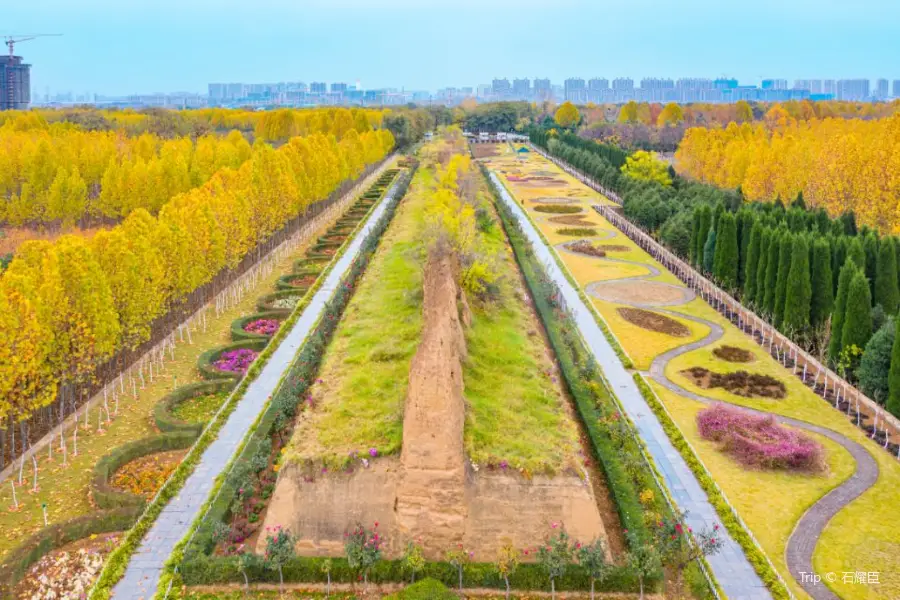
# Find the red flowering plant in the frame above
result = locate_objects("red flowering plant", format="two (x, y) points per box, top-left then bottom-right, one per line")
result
(214, 348), (259, 374)
(653, 510), (723, 595)
(446, 544), (474, 592)
(344, 521), (384, 589)
(263, 525), (296, 594)
(537, 523), (573, 600)
(244, 318), (280, 336)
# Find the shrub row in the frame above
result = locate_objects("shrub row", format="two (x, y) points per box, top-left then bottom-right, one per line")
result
(88, 166), (404, 600)
(632, 374), (792, 599)
(160, 164), (416, 596)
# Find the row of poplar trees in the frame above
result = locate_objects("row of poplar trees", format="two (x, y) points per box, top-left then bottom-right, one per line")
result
(690, 199), (900, 416)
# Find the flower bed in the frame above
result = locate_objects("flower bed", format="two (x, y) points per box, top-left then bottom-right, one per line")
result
(696, 404), (824, 471)
(196, 340), (268, 381)
(244, 318), (280, 336)
(214, 349), (259, 374)
(15, 533), (121, 600)
(111, 450), (187, 501)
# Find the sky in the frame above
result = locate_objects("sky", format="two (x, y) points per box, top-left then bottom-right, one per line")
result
(6, 0), (900, 96)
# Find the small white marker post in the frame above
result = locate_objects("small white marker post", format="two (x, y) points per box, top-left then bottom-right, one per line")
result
(31, 455), (38, 492)
(10, 481), (18, 510)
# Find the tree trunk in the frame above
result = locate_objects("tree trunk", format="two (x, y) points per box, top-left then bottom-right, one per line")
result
(639, 576), (644, 600)
(242, 570), (249, 595)
(278, 565), (284, 596)
(458, 567), (463, 592)
(505, 576), (510, 600)
(591, 578), (595, 600)
(551, 578), (555, 600)
(327, 572), (331, 596)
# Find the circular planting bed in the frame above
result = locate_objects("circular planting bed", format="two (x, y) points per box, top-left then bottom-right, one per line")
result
(681, 367), (787, 399)
(320, 234), (348, 244)
(591, 281), (696, 307)
(258, 291), (304, 312)
(213, 348), (259, 375)
(293, 257), (328, 272)
(713, 345), (756, 363)
(243, 317), (281, 336)
(616, 307), (691, 336)
(697, 403), (823, 471)
(14, 533), (121, 600)
(111, 449), (187, 500)
(276, 272), (315, 292)
(534, 205), (583, 214)
(155, 380), (236, 434)
(171, 390), (228, 424)
(197, 340), (267, 380)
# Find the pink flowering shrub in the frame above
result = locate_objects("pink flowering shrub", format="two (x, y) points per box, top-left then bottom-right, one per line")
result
(697, 404), (824, 471)
(244, 318), (280, 336)
(214, 348), (259, 374)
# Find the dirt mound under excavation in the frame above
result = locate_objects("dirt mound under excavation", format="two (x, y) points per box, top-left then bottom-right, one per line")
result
(568, 240), (606, 257)
(713, 345), (756, 363)
(549, 215), (595, 226)
(681, 367), (786, 399)
(592, 282), (694, 308)
(617, 307), (691, 336)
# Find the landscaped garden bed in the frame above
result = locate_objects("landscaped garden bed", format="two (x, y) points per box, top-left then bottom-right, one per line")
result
(197, 339), (268, 380)
(680, 367), (787, 399)
(257, 291), (305, 312)
(616, 307), (691, 337)
(568, 240), (607, 257)
(534, 205), (583, 214)
(154, 380), (237, 435)
(111, 450), (188, 500)
(548, 215), (595, 226)
(556, 227), (598, 237)
(712, 345), (755, 363)
(697, 404), (823, 471)
(14, 533), (121, 600)
(232, 312), (286, 341)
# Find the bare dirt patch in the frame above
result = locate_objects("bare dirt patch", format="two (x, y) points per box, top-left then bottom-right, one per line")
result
(596, 244), (630, 252)
(568, 240), (607, 257)
(534, 205), (583, 214)
(519, 179), (567, 188)
(533, 197), (578, 204)
(470, 144), (501, 159)
(548, 215), (594, 226)
(617, 307), (691, 337)
(681, 367), (787, 399)
(592, 282), (694, 307)
(713, 345), (756, 363)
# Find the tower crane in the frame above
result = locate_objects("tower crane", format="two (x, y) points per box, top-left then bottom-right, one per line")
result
(2, 34), (62, 109)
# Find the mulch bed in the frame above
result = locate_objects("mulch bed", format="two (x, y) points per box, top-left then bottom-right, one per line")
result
(557, 227), (598, 237)
(713, 345), (756, 363)
(470, 144), (501, 158)
(568, 240), (606, 257)
(290, 274), (317, 287)
(595, 244), (630, 252)
(534, 197), (578, 204)
(617, 307), (691, 337)
(14, 533), (121, 599)
(534, 205), (583, 214)
(111, 450), (187, 500)
(681, 367), (786, 399)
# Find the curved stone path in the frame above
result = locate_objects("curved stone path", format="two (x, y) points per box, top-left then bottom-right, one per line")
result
(562, 230), (880, 600)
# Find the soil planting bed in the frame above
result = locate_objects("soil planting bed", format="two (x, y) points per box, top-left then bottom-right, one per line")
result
(568, 240), (606, 257)
(595, 244), (630, 252)
(556, 227), (597, 237)
(290, 274), (317, 287)
(616, 307), (691, 336)
(592, 282), (695, 307)
(470, 144), (501, 158)
(713, 345), (756, 363)
(533, 205), (583, 214)
(533, 196), (578, 204)
(111, 449), (188, 500)
(548, 215), (594, 226)
(14, 532), (121, 600)
(681, 367), (787, 399)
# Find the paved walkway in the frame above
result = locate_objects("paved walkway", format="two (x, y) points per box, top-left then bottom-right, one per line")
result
(489, 172), (771, 600)
(561, 214), (880, 600)
(111, 171), (405, 599)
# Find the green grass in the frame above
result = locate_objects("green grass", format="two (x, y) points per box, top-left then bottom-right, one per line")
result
(462, 189), (580, 475)
(286, 169), (430, 467)
(556, 227), (598, 237)
(171, 392), (227, 424)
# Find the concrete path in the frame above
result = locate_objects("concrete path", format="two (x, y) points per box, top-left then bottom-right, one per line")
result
(563, 218), (880, 600)
(111, 172), (406, 600)
(489, 172), (771, 600)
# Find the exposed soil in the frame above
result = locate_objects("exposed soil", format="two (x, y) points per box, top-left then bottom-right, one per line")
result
(534, 205), (583, 214)
(533, 196), (578, 204)
(519, 179), (567, 188)
(14, 532), (121, 600)
(617, 307), (691, 337)
(595, 244), (630, 252)
(289, 274), (317, 287)
(470, 144), (501, 158)
(557, 227), (598, 237)
(681, 367), (787, 399)
(713, 345), (756, 363)
(568, 241), (606, 257)
(548, 215), (594, 226)
(592, 282), (694, 307)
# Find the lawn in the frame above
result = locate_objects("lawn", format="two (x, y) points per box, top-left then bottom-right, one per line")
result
(0, 203), (348, 560)
(485, 148), (900, 600)
(462, 181), (580, 475)
(171, 391), (229, 424)
(286, 168), (429, 467)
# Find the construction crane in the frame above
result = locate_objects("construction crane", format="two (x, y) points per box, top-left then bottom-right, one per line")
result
(3, 34), (62, 110)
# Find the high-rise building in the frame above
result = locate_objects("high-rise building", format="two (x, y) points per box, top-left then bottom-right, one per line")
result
(226, 83), (246, 100)
(0, 55), (30, 110)
(640, 78), (674, 90)
(208, 83), (227, 102)
(331, 82), (348, 93)
(533, 78), (551, 100)
(309, 82), (327, 94)
(564, 77), (586, 103)
(491, 78), (511, 96)
(588, 78), (609, 91)
(612, 77), (634, 91)
(761, 79), (788, 90)
(837, 79), (870, 100)
(894, 80), (900, 98)
(875, 78), (889, 99)
(512, 78), (530, 98)
(823, 80), (836, 96)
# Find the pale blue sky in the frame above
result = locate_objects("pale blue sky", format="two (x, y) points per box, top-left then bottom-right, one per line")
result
(7, 0), (900, 95)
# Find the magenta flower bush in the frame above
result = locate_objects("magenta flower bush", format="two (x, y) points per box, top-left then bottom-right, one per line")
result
(696, 404), (824, 471)
(214, 348), (259, 374)
(244, 318), (281, 336)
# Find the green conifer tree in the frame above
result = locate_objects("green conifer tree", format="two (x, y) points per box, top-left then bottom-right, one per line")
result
(764, 230), (782, 315)
(841, 271), (874, 354)
(783, 236), (812, 335)
(874, 237), (900, 314)
(887, 317), (900, 418)
(774, 231), (794, 327)
(754, 229), (771, 308)
(810, 239), (834, 330)
(713, 213), (739, 289)
(703, 228), (717, 274)
(695, 206), (712, 267)
(863, 232), (879, 297)
(847, 237), (866, 271)
(744, 222), (762, 302)
(829, 260), (859, 363)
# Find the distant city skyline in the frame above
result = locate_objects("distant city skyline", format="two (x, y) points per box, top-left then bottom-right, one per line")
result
(6, 0), (900, 96)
